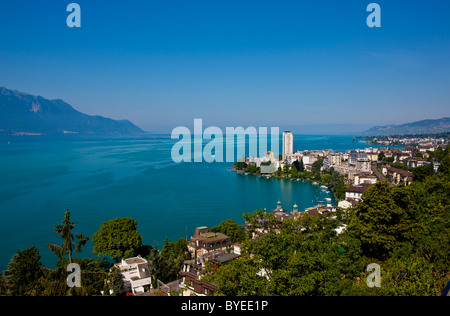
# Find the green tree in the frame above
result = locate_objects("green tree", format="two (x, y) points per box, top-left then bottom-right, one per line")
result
(203, 253), (267, 296)
(298, 159), (305, 172)
(107, 265), (124, 296)
(312, 159), (323, 174)
(150, 237), (190, 283)
(208, 210), (353, 296)
(412, 164), (435, 182)
(346, 182), (416, 260)
(380, 245), (447, 296)
(247, 163), (258, 175)
(0, 271), (7, 295)
(290, 164), (299, 178)
(282, 163), (290, 175)
(143, 243), (161, 288)
(47, 209), (89, 265)
(233, 161), (247, 171)
(408, 174), (450, 272)
(75, 258), (111, 296)
(334, 183), (346, 200)
(415, 151), (423, 159)
(321, 173), (332, 186)
(432, 146), (446, 162)
(276, 166), (282, 177)
(3, 246), (44, 295)
(211, 219), (246, 243)
(161, 237), (189, 259)
(92, 217), (143, 261)
(438, 154), (450, 176)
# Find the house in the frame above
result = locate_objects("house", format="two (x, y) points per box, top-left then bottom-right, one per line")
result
(115, 256), (152, 294)
(187, 227), (233, 264)
(404, 158), (430, 168)
(302, 205), (335, 218)
(328, 152), (342, 166)
(246, 201), (338, 240)
(381, 165), (414, 185)
(401, 146), (415, 154)
(355, 157), (372, 172)
(344, 183), (372, 201)
(179, 260), (216, 296)
(366, 152), (379, 162)
(179, 239), (241, 296)
(353, 172), (378, 185)
(338, 199), (358, 209)
(395, 152), (411, 162)
(246, 201), (306, 238)
(418, 145), (435, 153)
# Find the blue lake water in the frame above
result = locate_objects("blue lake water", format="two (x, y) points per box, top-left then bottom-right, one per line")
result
(0, 134), (383, 270)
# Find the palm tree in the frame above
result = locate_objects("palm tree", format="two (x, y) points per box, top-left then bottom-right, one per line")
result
(47, 209), (89, 265)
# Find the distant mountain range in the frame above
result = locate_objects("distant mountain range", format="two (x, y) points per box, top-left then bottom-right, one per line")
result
(362, 117), (450, 136)
(0, 87), (145, 135)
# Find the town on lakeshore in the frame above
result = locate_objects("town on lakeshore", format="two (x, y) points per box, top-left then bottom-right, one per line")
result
(232, 131), (447, 210)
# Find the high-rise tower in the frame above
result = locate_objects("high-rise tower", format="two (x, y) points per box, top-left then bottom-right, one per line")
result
(282, 131), (293, 161)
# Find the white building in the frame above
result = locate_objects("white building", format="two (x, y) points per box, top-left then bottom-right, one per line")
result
(355, 157), (371, 172)
(302, 155), (311, 165)
(338, 200), (353, 209)
(328, 152), (342, 166)
(282, 131), (293, 161)
(354, 173), (378, 185)
(285, 151), (303, 164)
(115, 256), (153, 294)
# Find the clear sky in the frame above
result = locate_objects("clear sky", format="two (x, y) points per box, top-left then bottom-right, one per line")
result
(0, 0), (449, 133)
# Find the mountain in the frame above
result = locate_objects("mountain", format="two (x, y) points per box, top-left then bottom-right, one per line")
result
(0, 87), (145, 135)
(362, 117), (450, 136)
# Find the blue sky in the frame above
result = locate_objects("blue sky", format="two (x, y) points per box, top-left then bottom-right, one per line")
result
(0, 0), (449, 133)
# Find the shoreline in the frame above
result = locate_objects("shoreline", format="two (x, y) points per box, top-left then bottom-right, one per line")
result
(230, 167), (339, 207)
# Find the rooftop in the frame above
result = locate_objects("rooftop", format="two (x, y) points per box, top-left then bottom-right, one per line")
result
(211, 253), (241, 264)
(191, 232), (230, 243)
(124, 257), (146, 265)
(345, 183), (372, 193)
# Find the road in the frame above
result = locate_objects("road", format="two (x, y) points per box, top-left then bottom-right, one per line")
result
(371, 164), (394, 186)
